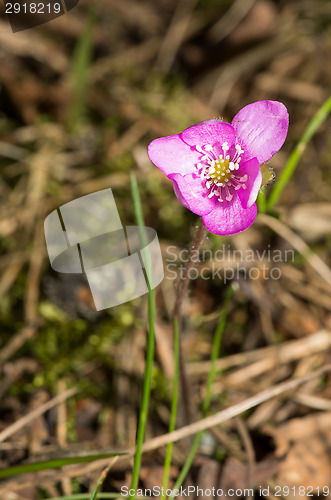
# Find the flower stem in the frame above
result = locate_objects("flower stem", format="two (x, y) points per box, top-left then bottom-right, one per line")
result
(173, 218), (207, 424)
(168, 285), (233, 500)
(173, 219), (207, 321)
(257, 189), (267, 214)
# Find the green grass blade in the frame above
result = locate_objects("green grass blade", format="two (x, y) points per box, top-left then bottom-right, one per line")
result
(130, 173), (153, 284)
(89, 473), (104, 500)
(161, 316), (180, 498)
(202, 285), (233, 414)
(0, 453), (125, 479)
(168, 286), (234, 500)
(129, 173), (156, 498)
(169, 435), (200, 500)
(89, 458), (117, 500)
(266, 95), (331, 210)
(67, 8), (96, 131)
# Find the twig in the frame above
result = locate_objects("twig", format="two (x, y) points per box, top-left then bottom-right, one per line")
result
(208, 0), (257, 43)
(24, 219), (46, 322)
(140, 363), (331, 453)
(0, 387), (78, 444)
(2, 365), (330, 496)
(0, 260), (24, 298)
(0, 322), (42, 366)
(234, 416), (256, 497)
(187, 329), (331, 378)
(155, 0), (199, 73)
(258, 213), (331, 286)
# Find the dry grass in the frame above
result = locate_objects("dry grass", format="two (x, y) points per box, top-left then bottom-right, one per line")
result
(1, 0), (331, 498)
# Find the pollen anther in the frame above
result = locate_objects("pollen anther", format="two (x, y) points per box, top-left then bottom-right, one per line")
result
(195, 142), (246, 204)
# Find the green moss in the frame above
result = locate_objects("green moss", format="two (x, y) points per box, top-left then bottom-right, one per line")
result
(4, 301), (138, 398)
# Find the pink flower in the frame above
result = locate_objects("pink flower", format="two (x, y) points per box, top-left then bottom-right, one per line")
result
(148, 100), (289, 235)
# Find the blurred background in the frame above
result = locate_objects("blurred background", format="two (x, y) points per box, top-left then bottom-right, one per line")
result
(1, 0), (331, 498)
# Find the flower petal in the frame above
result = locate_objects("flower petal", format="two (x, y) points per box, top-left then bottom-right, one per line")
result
(202, 196), (257, 235)
(171, 173), (216, 216)
(231, 100), (289, 164)
(237, 157), (262, 209)
(180, 120), (236, 148)
(148, 134), (201, 177)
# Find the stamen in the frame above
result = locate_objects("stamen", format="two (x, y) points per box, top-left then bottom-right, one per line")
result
(235, 144), (244, 155)
(225, 185), (233, 202)
(195, 142), (246, 204)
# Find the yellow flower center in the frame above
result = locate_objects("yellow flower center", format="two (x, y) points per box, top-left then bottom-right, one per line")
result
(196, 142), (246, 203)
(208, 158), (233, 185)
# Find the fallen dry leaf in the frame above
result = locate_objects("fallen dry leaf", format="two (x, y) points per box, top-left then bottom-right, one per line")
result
(265, 412), (331, 494)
